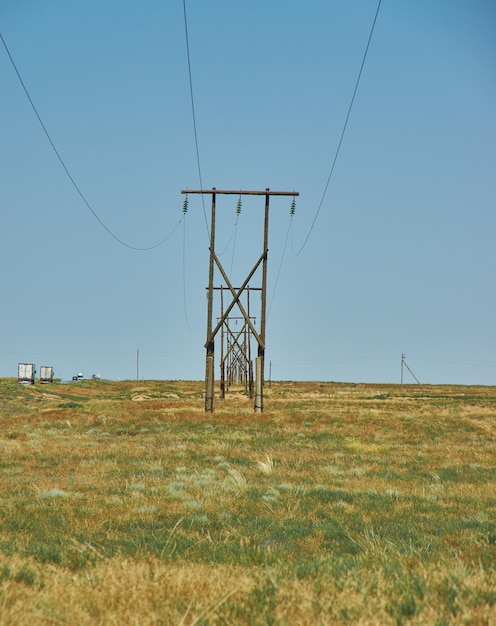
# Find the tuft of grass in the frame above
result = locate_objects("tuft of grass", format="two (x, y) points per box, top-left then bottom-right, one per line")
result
(256, 454), (275, 475)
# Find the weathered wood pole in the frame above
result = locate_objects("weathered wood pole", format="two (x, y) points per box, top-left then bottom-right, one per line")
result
(254, 356), (263, 413)
(220, 286), (225, 399)
(205, 189), (216, 412)
(254, 189), (270, 412)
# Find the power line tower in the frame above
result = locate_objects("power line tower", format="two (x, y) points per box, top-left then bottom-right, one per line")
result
(181, 187), (298, 412)
(221, 314), (252, 393)
(218, 287), (258, 398)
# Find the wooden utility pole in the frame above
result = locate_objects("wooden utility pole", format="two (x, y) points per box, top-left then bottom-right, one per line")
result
(181, 187), (298, 412)
(255, 191), (270, 412)
(401, 353), (423, 387)
(205, 190), (216, 412)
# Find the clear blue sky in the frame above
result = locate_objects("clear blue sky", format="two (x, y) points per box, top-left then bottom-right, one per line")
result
(1, 1), (495, 385)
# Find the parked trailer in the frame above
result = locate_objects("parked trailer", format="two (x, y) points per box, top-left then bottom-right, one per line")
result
(40, 366), (54, 384)
(18, 363), (36, 385)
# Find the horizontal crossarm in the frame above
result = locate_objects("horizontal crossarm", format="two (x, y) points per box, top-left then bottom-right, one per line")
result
(181, 188), (298, 197)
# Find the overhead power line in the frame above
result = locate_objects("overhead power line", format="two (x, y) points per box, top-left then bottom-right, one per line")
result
(267, 213), (292, 320)
(182, 0), (209, 237)
(293, 0), (382, 255)
(181, 213), (204, 333)
(0, 31), (180, 251)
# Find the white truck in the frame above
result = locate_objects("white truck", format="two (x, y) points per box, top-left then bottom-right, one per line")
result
(40, 366), (54, 384)
(18, 363), (36, 385)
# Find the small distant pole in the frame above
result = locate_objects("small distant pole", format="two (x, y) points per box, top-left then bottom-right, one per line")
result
(269, 360), (272, 388)
(136, 348), (139, 381)
(401, 352), (422, 388)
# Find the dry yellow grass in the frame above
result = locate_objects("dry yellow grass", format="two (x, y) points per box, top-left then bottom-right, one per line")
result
(1, 555), (495, 625)
(0, 555), (254, 625)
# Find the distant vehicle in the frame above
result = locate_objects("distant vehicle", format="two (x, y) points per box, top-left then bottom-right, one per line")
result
(18, 363), (36, 385)
(40, 366), (54, 384)
(72, 373), (84, 381)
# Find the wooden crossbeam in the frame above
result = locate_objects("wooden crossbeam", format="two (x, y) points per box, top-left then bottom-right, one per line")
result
(181, 188), (298, 197)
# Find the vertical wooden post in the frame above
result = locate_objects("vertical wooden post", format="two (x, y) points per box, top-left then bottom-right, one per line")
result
(220, 286), (225, 398)
(254, 189), (270, 412)
(254, 356), (263, 412)
(205, 356), (214, 411)
(205, 189), (216, 412)
(249, 359), (254, 399)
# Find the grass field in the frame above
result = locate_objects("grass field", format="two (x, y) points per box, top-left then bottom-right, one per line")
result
(0, 378), (495, 625)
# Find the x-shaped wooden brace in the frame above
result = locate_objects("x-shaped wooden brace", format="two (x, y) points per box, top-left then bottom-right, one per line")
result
(205, 248), (266, 350)
(222, 322), (250, 366)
